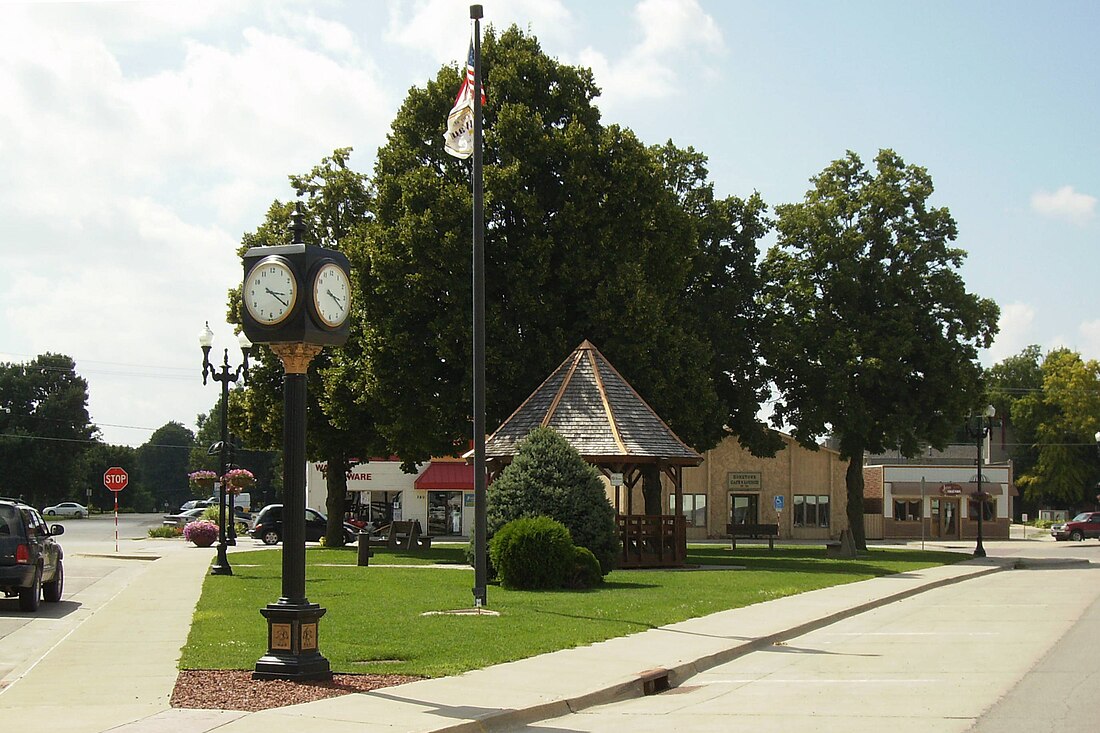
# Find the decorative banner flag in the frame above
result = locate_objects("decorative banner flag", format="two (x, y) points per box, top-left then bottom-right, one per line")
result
(444, 39), (485, 159)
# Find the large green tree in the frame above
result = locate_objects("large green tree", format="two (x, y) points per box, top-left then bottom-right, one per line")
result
(230, 148), (383, 544)
(0, 353), (97, 507)
(345, 26), (775, 510)
(136, 422), (194, 512)
(1010, 348), (1100, 506)
(762, 149), (999, 549)
(986, 344), (1044, 496)
(191, 399), (281, 510)
(76, 442), (140, 512)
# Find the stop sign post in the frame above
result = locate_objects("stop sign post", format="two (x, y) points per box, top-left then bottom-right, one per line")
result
(103, 466), (127, 552)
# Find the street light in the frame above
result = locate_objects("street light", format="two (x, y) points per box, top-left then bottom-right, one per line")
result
(965, 404), (995, 558)
(199, 321), (251, 576)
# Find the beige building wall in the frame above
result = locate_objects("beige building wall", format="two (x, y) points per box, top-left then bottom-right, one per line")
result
(660, 432), (849, 540)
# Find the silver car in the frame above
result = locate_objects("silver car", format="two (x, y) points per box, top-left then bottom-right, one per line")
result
(42, 502), (88, 518)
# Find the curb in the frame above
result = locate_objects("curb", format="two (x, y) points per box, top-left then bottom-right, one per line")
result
(75, 553), (163, 561)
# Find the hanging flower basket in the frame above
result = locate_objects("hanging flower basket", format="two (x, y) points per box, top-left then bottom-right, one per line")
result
(183, 519), (218, 547)
(222, 468), (255, 494)
(188, 470), (218, 491)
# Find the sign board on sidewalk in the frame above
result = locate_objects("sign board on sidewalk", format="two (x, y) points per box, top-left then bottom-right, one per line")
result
(104, 466), (128, 492)
(774, 495), (785, 511)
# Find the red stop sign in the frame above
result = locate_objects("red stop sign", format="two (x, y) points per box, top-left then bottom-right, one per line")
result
(104, 466), (128, 492)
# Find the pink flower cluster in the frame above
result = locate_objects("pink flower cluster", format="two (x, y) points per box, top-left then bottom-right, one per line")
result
(183, 519), (219, 545)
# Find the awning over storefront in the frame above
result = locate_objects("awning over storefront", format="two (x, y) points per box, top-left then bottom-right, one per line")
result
(888, 481), (1019, 497)
(415, 462), (474, 491)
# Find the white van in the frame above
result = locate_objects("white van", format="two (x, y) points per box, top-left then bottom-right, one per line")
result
(207, 493), (251, 512)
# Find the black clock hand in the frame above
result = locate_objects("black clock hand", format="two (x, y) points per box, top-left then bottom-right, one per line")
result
(265, 288), (289, 307)
(327, 289), (344, 307)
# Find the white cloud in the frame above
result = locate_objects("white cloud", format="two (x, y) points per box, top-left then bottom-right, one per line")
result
(1030, 185), (1097, 225)
(384, 0), (572, 66)
(984, 302), (1036, 365)
(1079, 320), (1100, 362)
(0, 4), (395, 446)
(634, 0), (723, 54)
(577, 0), (724, 111)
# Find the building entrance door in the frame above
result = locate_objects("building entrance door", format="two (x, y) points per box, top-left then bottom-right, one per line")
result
(930, 498), (960, 539)
(728, 493), (759, 527)
(427, 491), (463, 536)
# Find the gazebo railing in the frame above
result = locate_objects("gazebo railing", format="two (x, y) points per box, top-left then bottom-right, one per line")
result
(617, 514), (686, 568)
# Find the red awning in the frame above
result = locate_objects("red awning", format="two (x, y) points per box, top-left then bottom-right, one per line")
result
(414, 462), (474, 491)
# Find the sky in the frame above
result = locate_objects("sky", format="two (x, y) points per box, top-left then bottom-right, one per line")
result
(1, 0), (1097, 448)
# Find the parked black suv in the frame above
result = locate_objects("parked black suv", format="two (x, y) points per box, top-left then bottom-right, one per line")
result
(0, 497), (65, 611)
(249, 504), (358, 545)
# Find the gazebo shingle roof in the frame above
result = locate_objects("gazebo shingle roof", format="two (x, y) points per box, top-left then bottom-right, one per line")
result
(483, 340), (702, 466)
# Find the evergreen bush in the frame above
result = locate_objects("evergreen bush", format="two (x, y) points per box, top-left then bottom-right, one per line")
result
(489, 516), (573, 590)
(487, 426), (619, 573)
(568, 545), (603, 589)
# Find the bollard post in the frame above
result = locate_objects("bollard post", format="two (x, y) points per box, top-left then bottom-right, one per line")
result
(357, 531), (372, 567)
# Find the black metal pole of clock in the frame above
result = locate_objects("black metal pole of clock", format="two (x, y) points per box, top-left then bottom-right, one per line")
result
(199, 322), (250, 576)
(254, 342), (330, 680)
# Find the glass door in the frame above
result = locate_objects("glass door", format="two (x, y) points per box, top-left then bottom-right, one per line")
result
(427, 491), (464, 536)
(728, 494), (759, 526)
(931, 498), (960, 539)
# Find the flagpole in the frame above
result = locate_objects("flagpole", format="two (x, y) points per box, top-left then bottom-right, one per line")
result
(470, 3), (488, 609)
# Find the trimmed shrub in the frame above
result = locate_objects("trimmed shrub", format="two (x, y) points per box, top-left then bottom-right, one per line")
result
(148, 525), (182, 538)
(568, 546), (603, 589)
(488, 426), (620, 574)
(464, 540), (497, 580)
(489, 516), (573, 590)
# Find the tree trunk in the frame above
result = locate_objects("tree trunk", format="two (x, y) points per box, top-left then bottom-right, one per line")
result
(325, 452), (349, 547)
(641, 464), (662, 515)
(845, 450), (867, 551)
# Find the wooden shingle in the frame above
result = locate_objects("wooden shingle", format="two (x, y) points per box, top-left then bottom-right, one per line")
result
(483, 340), (702, 466)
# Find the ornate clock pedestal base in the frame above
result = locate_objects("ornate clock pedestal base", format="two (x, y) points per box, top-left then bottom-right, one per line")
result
(253, 602), (331, 681)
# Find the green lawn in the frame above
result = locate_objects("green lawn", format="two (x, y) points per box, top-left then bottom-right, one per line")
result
(179, 544), (963, 678)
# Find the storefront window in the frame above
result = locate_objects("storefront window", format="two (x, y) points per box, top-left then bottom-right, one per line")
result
(968, 497), (996, 522)
(893, 499), (922, 522)
(669, 493), (707, 527)
(794, 494), (830, 528)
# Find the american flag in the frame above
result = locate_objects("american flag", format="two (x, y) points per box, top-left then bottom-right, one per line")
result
(444, 39), (485, 159)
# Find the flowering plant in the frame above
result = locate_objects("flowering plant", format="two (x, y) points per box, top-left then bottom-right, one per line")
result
(222, 468), (255, 492)
(183, 519), (219, 547)
(188, 470), (218, 490)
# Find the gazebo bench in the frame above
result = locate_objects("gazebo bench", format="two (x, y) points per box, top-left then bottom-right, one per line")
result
(726, 523), (779, 550)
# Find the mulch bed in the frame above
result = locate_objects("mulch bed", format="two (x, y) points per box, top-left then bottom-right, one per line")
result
(171, 670), (422, 712)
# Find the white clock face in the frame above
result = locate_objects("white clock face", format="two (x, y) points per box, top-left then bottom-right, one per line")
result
(245, 258), (298, 325)
(312, 262), (351, 328)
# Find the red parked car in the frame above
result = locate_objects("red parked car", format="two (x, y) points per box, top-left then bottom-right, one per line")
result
(1051, 512), (1100, 541)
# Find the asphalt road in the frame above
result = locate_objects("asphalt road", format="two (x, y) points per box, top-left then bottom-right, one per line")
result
(510, 555), (1100, 733)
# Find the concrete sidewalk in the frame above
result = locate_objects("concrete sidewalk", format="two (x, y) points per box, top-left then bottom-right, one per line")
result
(0, 548), (1018, 733)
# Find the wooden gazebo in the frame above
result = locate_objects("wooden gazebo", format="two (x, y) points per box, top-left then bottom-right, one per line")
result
(481, 340), (702, 568)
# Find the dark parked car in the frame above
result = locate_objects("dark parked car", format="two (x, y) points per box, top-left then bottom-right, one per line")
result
(1051, 512), (1100, 541)
(0, 497), (65, 611)
(249, 504), (357, 545)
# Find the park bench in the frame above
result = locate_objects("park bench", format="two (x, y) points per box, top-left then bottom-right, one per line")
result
(726, 523), (779, 550)
(370, 519), (433, 551)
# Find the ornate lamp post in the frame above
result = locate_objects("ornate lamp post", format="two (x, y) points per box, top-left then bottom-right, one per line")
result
(965, 404), (995, 558)
(199, 322), (252, 576)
